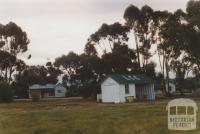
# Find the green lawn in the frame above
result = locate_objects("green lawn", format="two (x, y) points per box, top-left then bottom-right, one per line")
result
(0, 98), (200, 134)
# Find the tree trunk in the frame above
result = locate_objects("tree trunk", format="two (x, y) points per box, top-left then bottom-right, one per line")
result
(133, 30), (140, 68)
(5, 67), (8, 82)
(162, 51), (167, 93)
(8, 67), (13, 84)
(158, 50), (163, 73)
(165, 59), (170, 95)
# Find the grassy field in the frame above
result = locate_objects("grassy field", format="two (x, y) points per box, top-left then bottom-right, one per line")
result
(0, 98), (200, 134)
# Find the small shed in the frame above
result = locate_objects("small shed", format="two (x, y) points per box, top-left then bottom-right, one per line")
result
(100, 74), (155, 103)
(29, 83), (66, 98)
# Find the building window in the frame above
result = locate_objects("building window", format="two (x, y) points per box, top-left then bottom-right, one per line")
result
(57, 90), (61, 93)
(125, 84), (129, 94)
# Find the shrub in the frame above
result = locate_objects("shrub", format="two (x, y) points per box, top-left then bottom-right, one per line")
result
(0, 82), (13, 103)
(31, 91), (41, 102)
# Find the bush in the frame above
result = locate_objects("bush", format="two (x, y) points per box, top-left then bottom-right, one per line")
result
(11, 82), (29, 98)
(31, 91), (41, 102)
(0, 82), (13, 103)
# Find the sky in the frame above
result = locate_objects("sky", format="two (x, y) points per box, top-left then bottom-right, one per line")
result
(0, 0), (190, 70)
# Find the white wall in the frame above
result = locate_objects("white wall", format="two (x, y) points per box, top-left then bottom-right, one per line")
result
(55, 86), (66, 97)
(101, 78), (120, 103)
(165, 82), (176, 93)
(119, 84), (136, 102)
(169, 83), (176, 93)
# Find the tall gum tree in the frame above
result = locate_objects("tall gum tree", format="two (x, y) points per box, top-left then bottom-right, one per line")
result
(0, 22), (30, 83)
(124, 5), (157, 72)
(88, 22), (130, 54)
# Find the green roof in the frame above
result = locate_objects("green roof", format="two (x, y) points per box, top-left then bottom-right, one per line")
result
(103, 74), (153, 84)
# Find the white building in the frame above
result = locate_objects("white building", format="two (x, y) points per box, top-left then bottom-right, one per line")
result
(29, 83), (67, 98)
(99, 74), (155, 103)
(165, 80), (176, 94)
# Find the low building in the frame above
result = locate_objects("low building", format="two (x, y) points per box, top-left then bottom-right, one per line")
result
(165, 80), (176, 94)
(99, 74), (155, 103)
(29, 83), (66, 98)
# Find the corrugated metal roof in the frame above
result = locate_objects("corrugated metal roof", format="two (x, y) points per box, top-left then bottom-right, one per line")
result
(29, 84), (55, 90)
(29, 83), (65, 90)
(102, 74), (153, 84)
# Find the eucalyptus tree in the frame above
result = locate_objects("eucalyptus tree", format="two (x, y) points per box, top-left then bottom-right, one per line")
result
(45, 62), (62, 84)
(153, 10), (174, 92)
(54, 51), (102, 97)
(164, 0), (200, 81)
(20, 65), (60, 85)
(77, 54), (102, 97)
(124, 5), (141, 67)
(158, 9), (188, 93)
(137, 5), (156, 69)
(170, 60), (190, 93)
(124, 5), (157, 71)
(187, 0), (200, 29)
(84, 41), (97, 56)
(0, 22), (30, 83)
(54, 52), (81, 91)
(153, 10), (171, 76)
(185, 0), (200, 78)
(88, 22), (130, 54)
(101, 44), (137, 74)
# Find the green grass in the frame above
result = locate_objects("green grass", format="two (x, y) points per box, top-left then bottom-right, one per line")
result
(0, 98), (200, 134)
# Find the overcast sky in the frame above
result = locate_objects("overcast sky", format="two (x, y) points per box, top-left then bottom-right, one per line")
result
(0, 0), (189, 67)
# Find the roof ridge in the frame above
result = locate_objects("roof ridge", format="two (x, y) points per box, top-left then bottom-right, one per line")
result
(102, 74), (153, 84)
